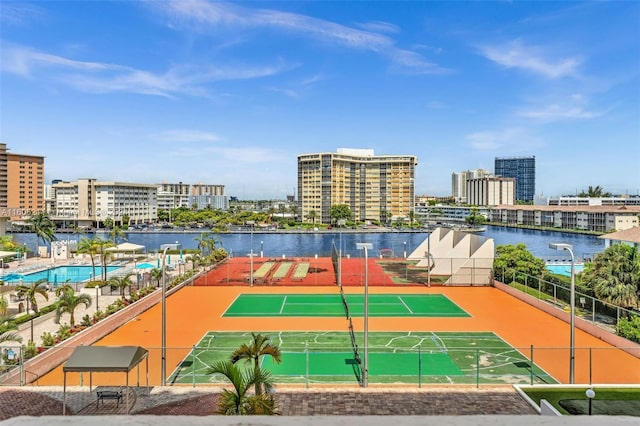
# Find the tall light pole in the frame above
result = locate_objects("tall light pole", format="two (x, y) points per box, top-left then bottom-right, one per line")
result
(160, 246), (169, 386)
(549, 242), (575, 384)
(260, 240), (264, 258)
(356, 242), (373, 387)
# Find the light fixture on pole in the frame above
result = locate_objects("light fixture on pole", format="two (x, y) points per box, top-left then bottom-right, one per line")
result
(549, 242), (575, 384)
(403, 241), (406, 259)
(260, 240), (264, 258)
(356, 242), (373, 388)
(586, 388), (595, 415)
(160, 246), (169, 386)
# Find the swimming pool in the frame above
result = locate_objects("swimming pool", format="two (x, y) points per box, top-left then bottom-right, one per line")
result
(546, 263), (585, 277)
(2, 265), (122, 283)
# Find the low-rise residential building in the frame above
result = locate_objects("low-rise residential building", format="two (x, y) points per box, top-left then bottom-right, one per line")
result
(52, 178), (158, 228)
(489, 205), (640, 232)
(547, 195), (640, 206)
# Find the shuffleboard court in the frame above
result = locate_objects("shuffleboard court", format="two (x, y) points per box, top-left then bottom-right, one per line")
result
(223, 293), (469, 317)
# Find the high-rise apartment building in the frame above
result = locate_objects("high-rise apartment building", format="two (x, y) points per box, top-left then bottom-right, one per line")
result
(466, 177), (515, 206)
(494, 156), (535, 202)
(451, 169), (488, 204)
(52, 178), (157, 227)
(0, 143), (45, 221)
(298, 148), (417, 224)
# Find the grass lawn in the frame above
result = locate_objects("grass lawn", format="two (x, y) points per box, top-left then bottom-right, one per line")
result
(522, 387), (640, 416)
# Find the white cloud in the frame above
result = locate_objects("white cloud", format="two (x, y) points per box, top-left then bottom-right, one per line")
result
(517, 94), (607, 122)
(150, 0), (448, 75)
(154, 130), (222, 143)
(466, 128), (528, 151)
(478, 39), (582, 79)
(356, 21), (401, 34)
(1, 44), (291, 97)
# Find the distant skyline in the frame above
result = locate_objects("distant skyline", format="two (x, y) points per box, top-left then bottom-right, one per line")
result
(1, 1), (639, 199)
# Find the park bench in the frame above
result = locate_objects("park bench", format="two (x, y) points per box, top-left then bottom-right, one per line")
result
(96, 390), (123, 408)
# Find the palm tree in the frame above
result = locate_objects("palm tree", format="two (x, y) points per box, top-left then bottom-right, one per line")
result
(93, 237), (115, 280)
(207, 360), (277, 415)
(0, 314), (22, 344)
(150, 268), (163, 288)
(230, 332), (282, 395)
(108, 273), (135, 300)
(55, 291), (92, 327)
(306, 210), (317, 224)
(109, 226), (126, 245)
(582, 243), (640, 308)
(76, 237), (99, 280)
(15, 279), (49, 314)
(29, 212), (57, 254)
(55, 282), (75, 298)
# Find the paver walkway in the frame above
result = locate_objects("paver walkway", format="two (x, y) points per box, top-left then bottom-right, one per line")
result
(0, 385), (537, 419)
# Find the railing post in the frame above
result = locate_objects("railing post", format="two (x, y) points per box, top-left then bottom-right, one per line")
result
(592, 298), (595, 324)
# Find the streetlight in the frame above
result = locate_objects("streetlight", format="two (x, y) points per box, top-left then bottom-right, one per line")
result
(260, 241), (264, 258)
(356, 242), (373, 388)
(403, 241), (407, 259)
(160, 246), (169, 386)
(586, 388), (595, 415)
(549, 242), (575, 384)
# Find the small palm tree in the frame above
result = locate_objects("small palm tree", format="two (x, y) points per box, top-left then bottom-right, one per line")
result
(208, 360), (277, 415)
(230, 333), (282, 395)
(77, 237), (99, 280)
(29, 212), (57, 253)
(150, 268), (163, 288)
(55, 291), (92, 327)
(0, 314), (22, 344)
(108, 273), (135, 300)
(109, 226), (126, 245)
(55, 281), (74, 298)
(15, 279), (49, 314)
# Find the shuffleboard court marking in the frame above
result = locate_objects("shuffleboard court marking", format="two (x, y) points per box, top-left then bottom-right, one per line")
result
(397, 296), (413, 314)
(280, 296), (288, 314)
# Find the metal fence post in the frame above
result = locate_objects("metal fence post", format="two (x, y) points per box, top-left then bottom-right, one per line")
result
(418, 344), (422, 389)
(192, 345), (196, 388)
(305, 342), (309, 388)
(592, 298), (595, 324)
(530, 345), (534, 386)
(19, 346), (25, 386)
(476, 348), (480, 388)
(589, 347), (593, 386)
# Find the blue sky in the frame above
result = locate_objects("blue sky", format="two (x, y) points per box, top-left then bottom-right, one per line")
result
(1, 1), (639, 199)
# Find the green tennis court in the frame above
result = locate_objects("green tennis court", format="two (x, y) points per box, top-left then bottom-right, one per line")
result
(168, 331), (556, 386)
(223, 293), (469, 317)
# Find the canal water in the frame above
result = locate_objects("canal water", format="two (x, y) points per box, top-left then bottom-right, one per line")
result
(11, 225), (604, 261)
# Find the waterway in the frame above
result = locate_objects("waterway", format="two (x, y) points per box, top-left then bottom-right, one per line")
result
(10, 225), (605, 261)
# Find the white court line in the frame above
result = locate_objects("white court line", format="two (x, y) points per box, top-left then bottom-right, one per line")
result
(397, 296), (414, 314)
(280, 295), (288, 314)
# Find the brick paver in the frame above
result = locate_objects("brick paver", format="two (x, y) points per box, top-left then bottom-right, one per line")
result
(0, 386), (537, 419)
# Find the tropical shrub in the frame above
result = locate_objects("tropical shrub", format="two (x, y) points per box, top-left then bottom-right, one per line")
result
(617, 316), (640, 343)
